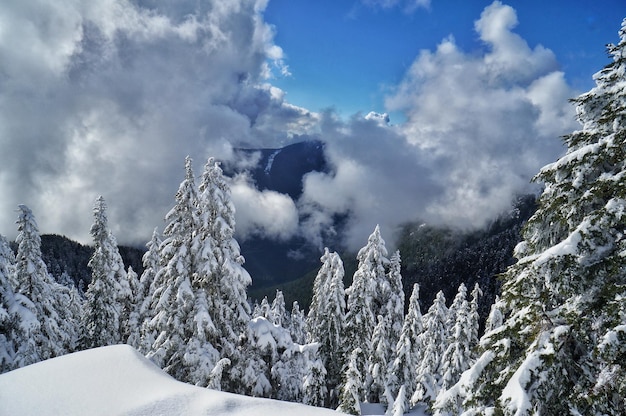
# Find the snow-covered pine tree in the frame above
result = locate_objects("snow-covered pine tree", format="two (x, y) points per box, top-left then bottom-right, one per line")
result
(125, 266), (141, 348)
(270, 290), (287, 327)
(80, 197), (129, 349)
(343, 225), (390, 403)
(337, 347), (366, 415)
(306, 248), (346, 407)
(412, 290), (448, 408)
(484, 295), (504, 334)
(289, 301), (306, 345)
(468, 283), (482, 351)
(442, 20), (626, 415)
(391, 385), (408, 416)
(15, 205), (71, 360)
(302, 344), (328, 407)
(366, 314), (392, 404)
(345, 225), (390, 346)
(385, 250), (405, 360)
(0, 234), (36, 373)
(196, 157), (251, 392)
(439, 285), (473, 393)
(137, 228), (162, 353)
(256, 296), (271, 318)
(386, 283), (424, 413)
(147, 158), (198, 376)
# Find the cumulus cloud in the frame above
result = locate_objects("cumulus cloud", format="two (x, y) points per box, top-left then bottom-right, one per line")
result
(296, 1), (578, 250)
(0, 0), (315, 244)
(230, 174), (299, 241)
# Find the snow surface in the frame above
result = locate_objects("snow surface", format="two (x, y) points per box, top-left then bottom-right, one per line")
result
(0, 345), (342, 416)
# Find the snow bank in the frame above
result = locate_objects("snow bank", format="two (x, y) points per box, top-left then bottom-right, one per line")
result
(0, 345), (341, 416)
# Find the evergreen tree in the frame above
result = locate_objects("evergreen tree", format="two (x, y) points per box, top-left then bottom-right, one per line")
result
(196, 157), (252, 392)
(366, 314), (392, 404)
(15, 205), (70, 360)
(468, 283), (482, 350)
(147, 158), (198, 376)
(445, 20), (626, 415)
(80, 197), (129, 349)
(439, 285), (472, 393)
(337, 347), (366, 415)
(0, 234), (35, 373)
(386, 283), (424, 412)
(484, 295), (504, 334)
(125, 266), (141, 348)
(412, 291), (448, 408)
(270, 290), (287, 327)
(385, 250), (405, 359)
(289, 301), (306, 345)
(391, 385), (408, 416)
(306, 248), (346, 407)
(137, 228), (162, 353)
(302, 345), (328, 407)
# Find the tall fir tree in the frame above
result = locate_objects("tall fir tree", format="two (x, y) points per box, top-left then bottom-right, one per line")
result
(385, 250), (406, 359)
(439, 19), (626, 415)
(0, 234), (35, 373)
(439, 284), (473, 393)
(412, 290), (448, 408)
(337, 347), (366, 415)
(147, 157), (198, 377)
(289, 301), (306, 345)
(80, 197), (129, 349)
(196, 157), (252, 392)
(386, 283), (424, 413)
(15, 205), (71, 360)
(306, 248), (346, 407)
(343, 225), (390, 403)
(137, 228), (162, 353)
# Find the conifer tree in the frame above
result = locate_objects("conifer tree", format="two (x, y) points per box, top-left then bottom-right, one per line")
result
(385, 250), (405, 357)
(484, 295), (504, 334)
(125, 266), (141, 348)
(439, 285), (472, 393)
(147, 158), (198, 375)
(15, 205), (70, 360)
(366, 314), (392, 404)
(196, 157), (252, 392)
(337, 347), (366, 415)
(289, 301), (306, 345)
(137, 228), (162, 353)
(270, 290), (287, 327)
(343, 225), (390, 401)
(80, 197), (129, 349)
(307, 248), (346, 406)
(412, 291), (448, 408)
(386, 283), (424, 413)
(468, 283), (482, 350)
(441, 20), (626, 415)
(0, 234), (35, 373)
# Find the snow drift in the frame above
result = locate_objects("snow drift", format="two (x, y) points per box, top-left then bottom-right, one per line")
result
(0, 344), (342, 416)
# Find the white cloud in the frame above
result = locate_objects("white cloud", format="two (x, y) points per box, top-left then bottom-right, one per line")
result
(296, 1), (579, 251)
(0, 0), (314, 244)
(230, 175), (299, 241)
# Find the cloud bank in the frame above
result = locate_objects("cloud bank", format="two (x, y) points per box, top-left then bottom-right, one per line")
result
(0, 0), (315, 244)
(0, 1), (578, 253)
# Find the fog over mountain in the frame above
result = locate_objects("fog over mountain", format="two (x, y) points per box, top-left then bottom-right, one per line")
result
(0, 0), (579, 251)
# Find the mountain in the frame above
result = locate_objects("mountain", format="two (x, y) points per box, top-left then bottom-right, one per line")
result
(397, 194), (537, 326)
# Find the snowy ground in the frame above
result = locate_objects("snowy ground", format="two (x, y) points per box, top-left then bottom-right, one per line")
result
(0, 345), (429, 416)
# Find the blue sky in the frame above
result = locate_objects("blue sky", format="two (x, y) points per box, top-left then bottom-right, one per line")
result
(264, 0), (626, 121)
